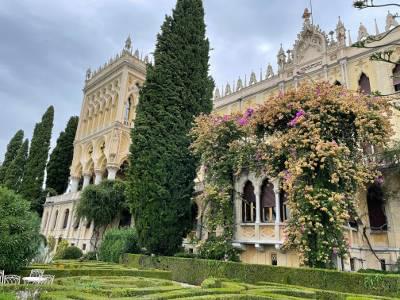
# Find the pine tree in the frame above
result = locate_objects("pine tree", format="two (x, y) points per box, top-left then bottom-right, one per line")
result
(46, 116), (79, 195)
(4, 139), (29, 193)
(21, 106), (54, 214)
(0, 129), (24, 184)
(127, 0), (214, 255)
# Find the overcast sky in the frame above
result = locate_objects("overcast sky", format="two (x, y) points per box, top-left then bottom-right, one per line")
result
(0, 0), (390, 159)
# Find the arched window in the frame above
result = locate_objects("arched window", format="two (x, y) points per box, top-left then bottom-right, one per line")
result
(260, 179), (275, 223)
(242, 181), (256, 223)
(393, 64), (400, 91)
(367, 183), (387, 231)
(280, 190), (290, 222)
(52, 210), (58, 230)
(359, 73), (371, 94)
(73, 217), (80, 230)
(62, 209), (70, 229)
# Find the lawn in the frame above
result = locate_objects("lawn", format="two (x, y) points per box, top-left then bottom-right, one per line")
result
(0, 261), (398, 299)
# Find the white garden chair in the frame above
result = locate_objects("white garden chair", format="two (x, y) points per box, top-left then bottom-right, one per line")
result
(3, 275), (21, 285)
(29, 269), (44, 277)
(0, 270), (4, 284)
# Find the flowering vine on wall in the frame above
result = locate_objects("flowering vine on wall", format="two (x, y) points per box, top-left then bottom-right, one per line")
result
(191, 82), (392, 268)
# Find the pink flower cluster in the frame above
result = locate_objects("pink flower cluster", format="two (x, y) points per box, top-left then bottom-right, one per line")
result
(288, 109), (305, 127)
(237, 108), (254, 126)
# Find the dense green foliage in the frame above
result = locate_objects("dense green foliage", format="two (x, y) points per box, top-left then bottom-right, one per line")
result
(127, 0), (214, 256)
(123, 254), (400, 298)
(197, 236), (239, 261)
(3, 138), (29, 192)
(46, 116), (79, 195)
(21, 106), (54, 215)
(0, 187), (41, 272)
(99, 228), (140, 263)
(54, 239), (69, 259)
(61, 246), (83, 259)
(76, 180), (127, 249)
(0, 129), (24, 184)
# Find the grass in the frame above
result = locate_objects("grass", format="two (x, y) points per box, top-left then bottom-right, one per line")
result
(0, 260), (398, 299)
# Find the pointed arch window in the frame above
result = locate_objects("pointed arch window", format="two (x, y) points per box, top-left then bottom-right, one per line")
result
(359, 73), (371, 94)
(62, 209), (70, 229)
(260, 179), (276, 223)
(393, 64), (400, 91)
(242, 181), (256, 223)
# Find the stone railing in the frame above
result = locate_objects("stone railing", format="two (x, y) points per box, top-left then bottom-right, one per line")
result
(44, 191), (81, 205)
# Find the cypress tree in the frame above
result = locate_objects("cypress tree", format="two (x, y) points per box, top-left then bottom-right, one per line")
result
(0, 129), (24, 184)
(46, 116), (79, 195)
(127, 0), (214, 255)
(4, 139), (29, 193)
(21, 106), (54, 214)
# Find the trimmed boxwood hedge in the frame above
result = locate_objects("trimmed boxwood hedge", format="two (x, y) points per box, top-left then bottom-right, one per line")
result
(121, 254), (400, 298)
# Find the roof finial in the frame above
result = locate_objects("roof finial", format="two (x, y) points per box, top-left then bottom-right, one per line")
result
(124, 35), (132, 52)
(348, 29), (352, 46)
(375, 18), (380, 35)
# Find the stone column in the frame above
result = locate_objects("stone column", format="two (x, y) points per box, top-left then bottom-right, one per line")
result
(94, 170), (103, 185)
(273, 180), (281, 242)
(82, 173), (91, 189)
(107, 166), (119, 181)
(255, 184), (261, 224)
(70, 176), (80, 193)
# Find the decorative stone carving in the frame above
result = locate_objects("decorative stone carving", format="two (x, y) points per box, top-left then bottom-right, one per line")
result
(386, 11), (399, 31)
(249, 71), (257, 85)
(214, 87), (220, 99)
(336, 16), (346, 46)
(225, 83), (232, 95)
(86, 68), (91, 81)
(358, 23), (369, 41)
(124, 35), (132, 52)
(266, 64), (274, 79)
(277, 44), (286, 72)
(236, 77), (243, 91)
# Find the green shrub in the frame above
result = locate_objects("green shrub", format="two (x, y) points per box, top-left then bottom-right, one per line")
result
(198, 236), (240, 262)
(61, 246), (83, 259)
(54, 240), (69, 259)
(81, 251), (97, 261)
(122, 254), (400, 298)
(0, 187), (41, 273)
(201, 278), (222, 288)
(99, 228), (140, 263)
(174, 252), (198, 259)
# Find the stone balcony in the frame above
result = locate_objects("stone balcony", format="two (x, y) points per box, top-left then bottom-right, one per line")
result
(44, 191), (81, 207)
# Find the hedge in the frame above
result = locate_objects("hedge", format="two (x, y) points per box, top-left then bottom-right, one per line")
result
(121, 254), (400, 298)
(99, 228), (140, 263)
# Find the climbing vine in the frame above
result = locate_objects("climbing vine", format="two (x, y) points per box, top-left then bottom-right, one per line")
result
(191, 82), (392, 267)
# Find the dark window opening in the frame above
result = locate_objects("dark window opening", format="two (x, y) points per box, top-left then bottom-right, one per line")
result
(53, 210), (59, 230)
(367, 184), (387, 231)
(86, 220), (92, 229)
(242, 181), (256, 223)
(334, 80), (342, 86)
(82, 244), (86, 251)
(359, 73), (371, 94)
(350, 258), (355, 271)
(280, 190), (290, 222)
(191, 202), (199, 231)
(119, 209), (132, 228)
(393, 64), (400, 91)
(62, 209), (70, 229)
(271, 253), (278, 266)
(73, 217), (80, 230)
(260, 179), (276, 223)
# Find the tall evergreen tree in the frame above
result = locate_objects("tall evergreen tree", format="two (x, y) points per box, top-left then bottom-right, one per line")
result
(21, 106), (54, 214)
(46, 116), (79, 195)
(127, 0), (214, 255)
(0, 129), (24, 184)
(4, 139), (29, 193)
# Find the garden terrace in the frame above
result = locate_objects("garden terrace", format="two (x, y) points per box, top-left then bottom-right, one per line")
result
(0, 260), (399, 299)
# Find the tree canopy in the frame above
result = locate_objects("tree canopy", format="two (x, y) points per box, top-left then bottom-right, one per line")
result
(127, 0), (214, 255)
(0, 129), (24, 184)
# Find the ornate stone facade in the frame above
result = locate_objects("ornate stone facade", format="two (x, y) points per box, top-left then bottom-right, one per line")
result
(40, 37), (147, 252)
(193, 10), (400, 271)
